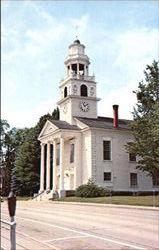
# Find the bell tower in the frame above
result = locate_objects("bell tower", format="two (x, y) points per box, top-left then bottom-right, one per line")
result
(57, 39), (100, 124)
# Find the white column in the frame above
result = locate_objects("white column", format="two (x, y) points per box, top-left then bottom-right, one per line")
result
(53, 140), (57, 190)
(60, 137), (64, 190)
(46, 142), (51, 190)
(87, 65), (89, 75)
(40, 143), (45, 192)
(84, 64), (87, 76)
(77, 63), (79, 76)
(74, 134), (82, 189)
(70, 64), (72, 75)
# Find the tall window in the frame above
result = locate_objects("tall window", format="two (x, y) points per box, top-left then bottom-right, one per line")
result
(64, 87), (67, 98)
(130, 173), (137, 186)
(129, 153), (136, 162)
(56, 148), (60, 165)
(103, 141), (111, 160)
(80, 84), (87, 97)
(104, 172), (111, 181)
(70, 144), (74, 163)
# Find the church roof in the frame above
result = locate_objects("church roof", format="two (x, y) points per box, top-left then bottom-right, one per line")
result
(49, 119), (81, 130)
(75, 116), (132, 130)
(48, 116), (132, 132)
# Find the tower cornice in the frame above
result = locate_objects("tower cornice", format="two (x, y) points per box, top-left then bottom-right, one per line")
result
(57, 95), (101, 105)
(60, 74), (96, 87)
(64, 55), (90, 65)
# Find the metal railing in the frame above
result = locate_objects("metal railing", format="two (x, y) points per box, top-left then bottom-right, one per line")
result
(33, 190), (45, 201)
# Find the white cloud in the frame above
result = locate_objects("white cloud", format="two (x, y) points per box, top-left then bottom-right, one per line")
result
(3, 98), (57, 128)
(98, 81), (136, 119)
(98, 27), (159, 119)
(70, 14), (90, 37)
(22, 1), (56, 26)
(115, 28), (159, 77)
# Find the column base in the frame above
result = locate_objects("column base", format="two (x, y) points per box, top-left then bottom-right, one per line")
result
(51, 190), (58, 199)
(39, 189), (44, 194)
(46, 188), (51, 194)
(58, 190), (66, 198)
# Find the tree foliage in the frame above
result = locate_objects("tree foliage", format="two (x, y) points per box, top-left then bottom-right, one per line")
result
(0, 121), (29, 195)
(15, 108), (59, 195)
(1, 107), (59, 196)
(127, 60), (159, 176)
(75, 178), (108, 198)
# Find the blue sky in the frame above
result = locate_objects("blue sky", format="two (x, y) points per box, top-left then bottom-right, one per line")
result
(2, 0), (159, 128)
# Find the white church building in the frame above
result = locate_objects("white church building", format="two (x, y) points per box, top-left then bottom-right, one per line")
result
(38, 39), (159, 199)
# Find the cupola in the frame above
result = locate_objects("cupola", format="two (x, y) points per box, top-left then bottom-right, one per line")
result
(64, 38), (90, 77)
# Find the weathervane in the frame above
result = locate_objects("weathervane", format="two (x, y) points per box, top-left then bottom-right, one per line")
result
(75, 24), (79, 40)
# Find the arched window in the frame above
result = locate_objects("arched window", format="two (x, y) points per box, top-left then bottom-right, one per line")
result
(80, 84), (87, 97)
(64, 87), (67, 98)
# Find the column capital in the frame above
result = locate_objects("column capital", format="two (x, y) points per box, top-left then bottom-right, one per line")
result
(40, 142), (45, 146)
(53, 138), (58, 142)
(53, 139), (57, 146)
(60, 136), (65, 140)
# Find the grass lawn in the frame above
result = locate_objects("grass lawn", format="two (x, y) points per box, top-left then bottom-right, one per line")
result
(54, 195), (159, 207)
(2, 196), (30, 201)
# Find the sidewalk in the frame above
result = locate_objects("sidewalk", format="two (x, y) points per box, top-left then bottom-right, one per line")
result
(1, 225), (57, 250)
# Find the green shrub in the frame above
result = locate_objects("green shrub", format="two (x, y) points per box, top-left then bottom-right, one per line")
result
(75, 179), (108, 198)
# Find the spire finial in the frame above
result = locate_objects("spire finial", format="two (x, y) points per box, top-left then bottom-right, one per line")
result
(75, 24), (79, 38)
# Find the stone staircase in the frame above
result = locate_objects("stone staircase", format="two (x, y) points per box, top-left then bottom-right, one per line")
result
(33, 190), (59, 201)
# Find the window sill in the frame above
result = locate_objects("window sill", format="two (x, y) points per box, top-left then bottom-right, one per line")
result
(129, 161), (137, 163)
(103, 160), (112, 162)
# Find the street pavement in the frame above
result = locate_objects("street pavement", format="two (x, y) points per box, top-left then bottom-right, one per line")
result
(1, 200), (159, 250)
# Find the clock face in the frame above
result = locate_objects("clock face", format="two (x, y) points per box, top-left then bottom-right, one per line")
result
(79, 101), (90, 112)
(63, 105), (67, 113)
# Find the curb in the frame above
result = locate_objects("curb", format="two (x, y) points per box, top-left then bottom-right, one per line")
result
(49, 201), (159, 211)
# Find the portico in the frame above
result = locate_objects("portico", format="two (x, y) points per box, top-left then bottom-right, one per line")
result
(38, 120), (81, 198)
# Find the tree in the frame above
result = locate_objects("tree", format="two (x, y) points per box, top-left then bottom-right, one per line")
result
(15, 108), (59, 196)
(0, 120), (29, 195)
(127, 60), (159, 177)
(52, 107), (59, 120)
(0, 120), (10, 141)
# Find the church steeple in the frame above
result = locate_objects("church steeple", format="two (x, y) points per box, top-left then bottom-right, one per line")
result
(57, 40), (100, 125)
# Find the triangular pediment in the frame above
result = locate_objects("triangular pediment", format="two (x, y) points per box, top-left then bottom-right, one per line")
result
(38, 120), (59, 139)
